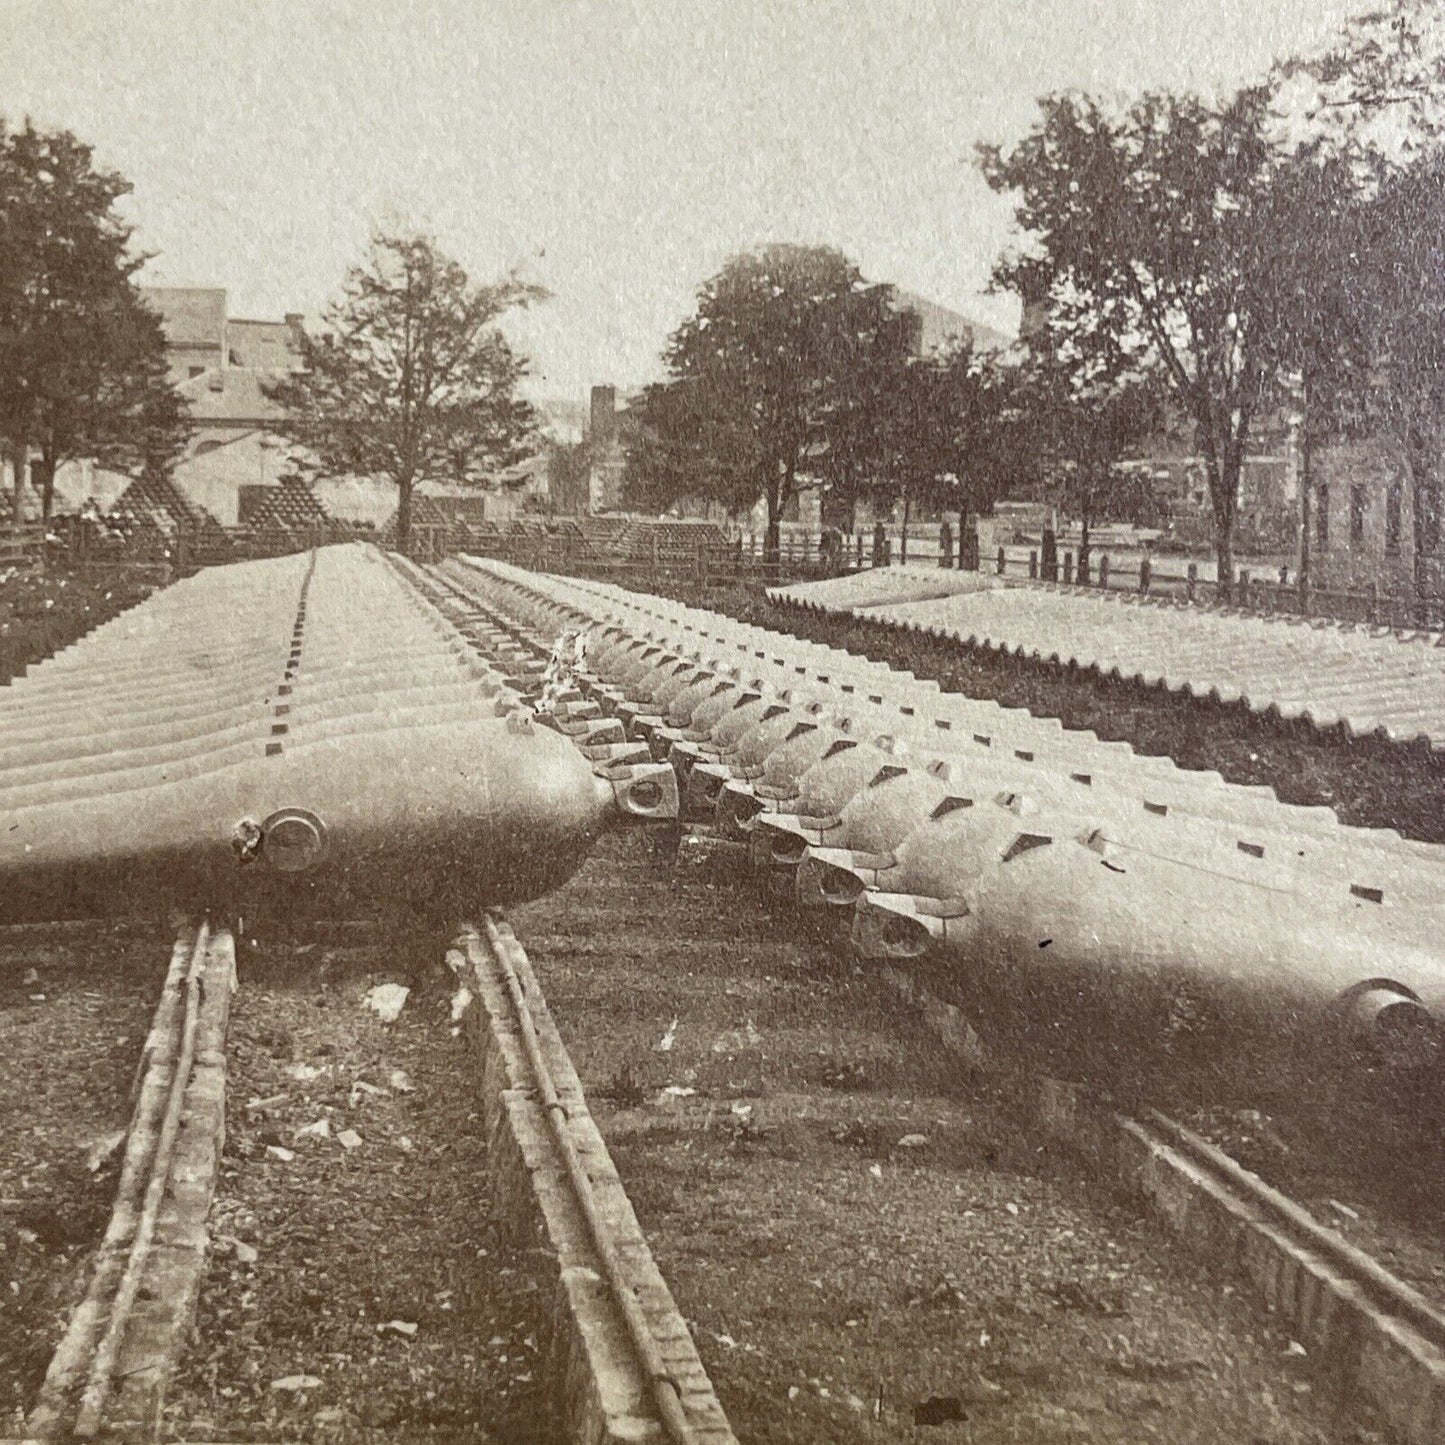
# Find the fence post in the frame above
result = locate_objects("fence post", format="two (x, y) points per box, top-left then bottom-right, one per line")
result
(996, 545), (1006, 576)
(1279, 563), (1289, 587)
(1238, 569), (1250, 608)
(1186, 562), (1197, 602)
(1139, 557), (1151, 593)
(1098, 554), (1110, 589)
(856, 532), (864, 568)
(1367, 580), (1380, 625)
(1028, 550), (1038, 580)
(939, 520), (953, 569)
(1063, 552), (1074, 585)
(1077, 550), (1090, 585)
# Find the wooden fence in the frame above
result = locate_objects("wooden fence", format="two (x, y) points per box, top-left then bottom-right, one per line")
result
(988, 544), (1445, 631)
(0, 524), (47, 574)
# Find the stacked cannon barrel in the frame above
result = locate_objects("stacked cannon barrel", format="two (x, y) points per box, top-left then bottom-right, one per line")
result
(447, 554), (1445, 1093)
(0, 544), (674, 925)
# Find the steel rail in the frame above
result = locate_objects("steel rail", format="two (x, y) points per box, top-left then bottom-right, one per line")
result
(1137, 1107), (1445, 1352)
(73, 920), (211, 1437)
(473, 914), (700, 1445)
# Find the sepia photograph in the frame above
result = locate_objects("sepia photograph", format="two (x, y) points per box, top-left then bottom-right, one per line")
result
(3, 0), (1445, 1440)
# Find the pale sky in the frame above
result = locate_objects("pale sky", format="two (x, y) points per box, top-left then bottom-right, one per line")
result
(5, 0), (1361, 401)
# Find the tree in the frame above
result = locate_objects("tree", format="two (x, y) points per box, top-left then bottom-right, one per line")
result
(1354, 150), (1445, 609)
(0, 118), (188, 524)
(1016, 333), (1163, 578)
(980, 88), (1300, 591)
(31, 289), (191, 521)
(657, 244), (902, 560)
(860, 340), (1029, 563)
(269, 230), (545, 552)
(622, 375), (763, 518)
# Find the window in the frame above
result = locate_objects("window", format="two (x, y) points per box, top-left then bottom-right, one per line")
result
(1349, 484), (1367, 550)
(1316, 485), (1329, 548)
(1385, 481), (1402, 556)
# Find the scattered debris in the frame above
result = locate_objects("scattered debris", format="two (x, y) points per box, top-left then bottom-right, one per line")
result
(377, 1320), (418, 1337)
(266, 1145), (296, 1163)
(655, 1017), (678, 1052)
(896, 1133), (929, 1149)
(363, 983), (410, 1023)
(388, 1068), (414, 1093)
(1329, 1199), (1361, 1222)
(294, 1118), (332, 1142)
(86, 1130), (126, 1173)
(287, 1063), (324, 1083)
(337, 1129), (363, 1151)
(270, 1374), (323, 1392)
(449, 985), (473, 1023)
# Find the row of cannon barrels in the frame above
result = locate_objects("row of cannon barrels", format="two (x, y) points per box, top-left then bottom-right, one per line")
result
(446, 554), (1445, 1097)
(0, 543), (676, 926)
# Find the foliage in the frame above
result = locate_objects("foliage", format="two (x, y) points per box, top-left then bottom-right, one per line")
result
(623, 376), (763, 518)
(1014, 334), (1163, 560)
(269, 229), (545, 549)
(649, 243), (904, 558)
(859, 340), (1031, 533)
(980, 87), (1305, 587)
(0, 118), (189, 520)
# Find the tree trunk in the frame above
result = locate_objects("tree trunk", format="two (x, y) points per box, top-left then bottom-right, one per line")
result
(1214, 475), (1237, 602)
(1408, 440), (1432, 625)
(1298, 374), (1313, 591)
(396, 476), (414, 555)
(10, 439), (28, 532)
(34, 453), (56, 525)
(764, 460), (790, 565)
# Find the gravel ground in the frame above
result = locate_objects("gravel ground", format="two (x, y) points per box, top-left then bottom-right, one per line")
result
(0, 923), (166, 1431)
(514, 830), (1374, 1444)
(162, 939), (553, 1443)
(647, 578), (1445, 843)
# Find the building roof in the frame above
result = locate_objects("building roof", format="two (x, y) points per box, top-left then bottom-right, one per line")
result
(140, 287), (227, 350)
(228, 318), (302, 370)
(179, 367), (289, 424)
(892, 289), (1013, 356)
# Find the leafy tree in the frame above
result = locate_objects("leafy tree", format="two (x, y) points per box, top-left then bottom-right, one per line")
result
(622, 376), (762, 518)
(980, 88), (1301, 591)
(0, 118), (188, 523)
(861, 340), (1029, 562)
(269, 230), (545, 551)
(1353, 150), (1445, 607)
(1016, 331), (1162, 577)
(1279, 0), (1445, 151)
(657, 244), (902, 560)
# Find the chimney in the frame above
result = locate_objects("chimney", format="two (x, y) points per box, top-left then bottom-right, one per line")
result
(590, 384), (617, 444)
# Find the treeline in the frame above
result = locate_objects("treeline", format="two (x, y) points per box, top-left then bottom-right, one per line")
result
(0, 119), (190, 524)
(626, 0), (1445, 590)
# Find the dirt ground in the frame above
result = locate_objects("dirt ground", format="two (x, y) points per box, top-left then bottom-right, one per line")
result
(514, 830), (1378, 1445)
(162, 936), (555, 1444)
(652, 578), (1445, 843)
(0, 923), (166, 1432)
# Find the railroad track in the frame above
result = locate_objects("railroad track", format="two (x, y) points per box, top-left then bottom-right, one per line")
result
(18, 926), (235, 1441)
(5, 542), (1444, 1439)
(435, 552), (1445, 1442)
(450, 915), (736, 1445)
